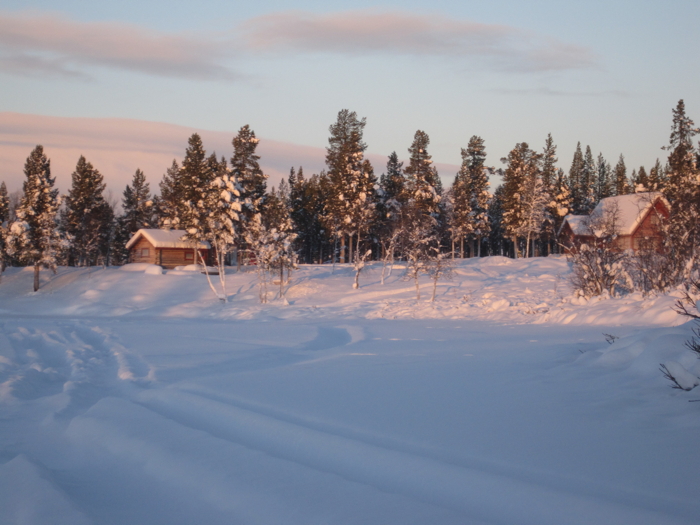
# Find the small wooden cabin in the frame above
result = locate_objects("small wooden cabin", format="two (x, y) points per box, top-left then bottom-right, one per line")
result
(125, 229), (211, 269)
(559, 192), (669, 254)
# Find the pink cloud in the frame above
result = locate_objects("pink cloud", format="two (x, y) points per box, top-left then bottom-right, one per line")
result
(242, 10), (595, 72)
(0, 113), (460, 201)
(0, 11), (236, 80)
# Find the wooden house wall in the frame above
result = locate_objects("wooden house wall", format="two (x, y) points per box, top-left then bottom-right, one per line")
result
(630, 200), (668, 251)
(128, 236), (210, 268)
(129, 238), (157, 265)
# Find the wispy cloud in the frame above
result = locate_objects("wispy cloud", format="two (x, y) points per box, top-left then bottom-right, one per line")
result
(0, 10), (595, 81)
(0, 11), (237, 80)
(241, 10), (596, 72)
(0, 112), (461, 194)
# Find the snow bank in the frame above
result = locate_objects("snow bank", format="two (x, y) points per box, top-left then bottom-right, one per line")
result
(0, 257), (688, 327)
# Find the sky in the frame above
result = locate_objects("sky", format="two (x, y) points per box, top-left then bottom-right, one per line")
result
(0, 0), (698, 196)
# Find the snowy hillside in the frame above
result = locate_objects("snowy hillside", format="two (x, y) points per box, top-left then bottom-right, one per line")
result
(1, 257), (699, 525)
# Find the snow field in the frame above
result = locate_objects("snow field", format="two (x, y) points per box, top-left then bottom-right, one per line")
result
(0, 256), (699, 524)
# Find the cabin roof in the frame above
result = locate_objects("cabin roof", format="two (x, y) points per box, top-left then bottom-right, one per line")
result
(125, 229), (210, 250)
(589, 192), (668, 236)
(561, 215), (591, 236)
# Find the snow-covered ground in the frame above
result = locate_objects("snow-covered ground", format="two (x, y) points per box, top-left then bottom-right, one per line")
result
(1, 256), (699, 524)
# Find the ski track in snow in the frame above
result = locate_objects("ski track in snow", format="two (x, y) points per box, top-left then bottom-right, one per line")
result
(0, 258), (699, 524)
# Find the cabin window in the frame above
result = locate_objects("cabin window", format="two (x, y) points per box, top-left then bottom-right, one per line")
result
(141, 248), (150, 257)
(185, 252), (194, 261)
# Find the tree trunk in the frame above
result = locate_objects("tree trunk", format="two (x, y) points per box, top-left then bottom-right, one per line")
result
(512, 236), (519, 258)
(415, 275), (420, 301)
(460, 237), (464, 258)
(33, 263), (40, 292)
(477, 235), (482, 257)
(340, 235), (345, 264)
(280, 264), (284, 298)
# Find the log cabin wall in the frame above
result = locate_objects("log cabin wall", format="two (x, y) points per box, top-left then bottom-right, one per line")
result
(129, 238), (157, 264)
(159, 249), (198, 269)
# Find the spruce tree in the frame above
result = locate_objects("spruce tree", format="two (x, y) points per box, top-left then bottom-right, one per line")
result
(551, 168), (572, 252)
(231, 125), (267, 219)
(449, 155), (472, 257)
(62, 156), (113, 266)
(501, 143), (541, 257)
(647, 159), (666, 191)
(633, 166), (649, 192)
(465, 135), (490, 257)
(613, 155), (628, 195)
(113, 169), (154, 265)
(179, 134), (212, 233)
(663, 99), (699, 279)
(122, 169), (153, 234)
(402, 130), (442, 267)
(0, 182), (8, 270)
(595, 153), (612, 201)
(378, 153), (407, 278)
(541, 134), (559, 254)
(7, 146), (61, 290)
(156, 160), (182, 227)
(405, 130), (442, 217)
(568, 142), (584, 214)
(324, 109), (371, 264)
(580, 145), (597, 213)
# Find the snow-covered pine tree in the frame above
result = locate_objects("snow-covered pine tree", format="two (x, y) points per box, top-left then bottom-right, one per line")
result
(401, 130), (441, 279)
(595, 153), (613, 202)
(580, 145), (597, 213)
(6, 146), (61, 291)
(568, 143), (585, 214)
(540, 134), (559, 255)
(245, 187), (297, 303)
(465, 136), (491, 257)
(647, 159), (666, 191)
(449, 155), (472, 257)
(405, 130), (442, 217)
(62, 156), (113, 266)
(231, 125), (267, 220)
(289, 167), (317, 263)
(112, 169), (154, 265)
(632, 166), (649, 192)
(501, 143), (541, 258)
(550, 168), (572, 252)
(519, 156), (548, 257)
(613, 155), (629, 196)
(200, 156), (243, 302)
(179, 134), (212, 233)
(663, 99), (699, 279)
(122, 169), (153, 234)
(155, 160), (182, 227)
(0, 181), (8, 271)
(378, 152), (407, 282)
(264, 186), (298, 298)
(487, 185), (506, 256)
(324, 110), (371, 265)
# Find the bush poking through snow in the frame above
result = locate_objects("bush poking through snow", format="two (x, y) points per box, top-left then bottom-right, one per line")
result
(659, 363), (700, 391)
(567, 201), (632, 298)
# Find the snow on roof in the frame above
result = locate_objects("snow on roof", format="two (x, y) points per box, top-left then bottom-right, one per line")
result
(562, 215), (591, 236)
(125, 229), (210, 250)
(590, 192), (667, 236)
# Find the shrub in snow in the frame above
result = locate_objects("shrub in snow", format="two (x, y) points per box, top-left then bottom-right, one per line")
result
(659, 362), (700, 391)
(428, 249), (453, 302)
(567, 200), (632, 298)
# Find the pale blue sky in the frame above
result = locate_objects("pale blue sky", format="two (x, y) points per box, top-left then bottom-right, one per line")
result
(1, 0), (698, 190)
